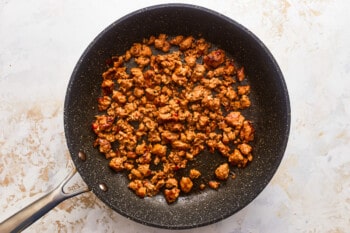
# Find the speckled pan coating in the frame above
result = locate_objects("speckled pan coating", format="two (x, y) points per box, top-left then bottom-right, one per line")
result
(64, 4), (291, 229)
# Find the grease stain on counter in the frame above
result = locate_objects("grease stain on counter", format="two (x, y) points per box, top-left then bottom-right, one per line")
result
(1, 0), (350, 232)
(0, 99), (67, 214)
(57, 193), (96, 214)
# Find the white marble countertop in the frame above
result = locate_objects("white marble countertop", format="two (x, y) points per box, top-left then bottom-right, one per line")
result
(1, 0), (349, 232)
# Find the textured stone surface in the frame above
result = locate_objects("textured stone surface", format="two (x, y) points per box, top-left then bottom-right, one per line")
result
(1, 0), (349, 232)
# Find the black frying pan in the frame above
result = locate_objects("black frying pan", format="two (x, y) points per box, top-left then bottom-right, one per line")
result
(0, 4), (290, 231)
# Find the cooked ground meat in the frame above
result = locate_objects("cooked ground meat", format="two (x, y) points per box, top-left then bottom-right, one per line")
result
(204, 49), (226, 68)
(164, 188), (180, 203)
(92, 34), (255, 203)
(215, 163), (230, 180)
(189, 169), (201, 179)
(208, 181), (220, 190)
(180, 177), (193, 193)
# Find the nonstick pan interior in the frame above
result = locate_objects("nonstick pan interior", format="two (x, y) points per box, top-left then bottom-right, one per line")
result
(64, 4), (290, 229)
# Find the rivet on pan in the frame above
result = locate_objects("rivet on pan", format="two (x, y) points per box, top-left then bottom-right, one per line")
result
(99, 183), (108, 192)
(78, 151), (87, 161)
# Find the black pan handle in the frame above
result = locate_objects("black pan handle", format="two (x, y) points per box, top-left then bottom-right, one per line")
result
(0, 168), (90, 233)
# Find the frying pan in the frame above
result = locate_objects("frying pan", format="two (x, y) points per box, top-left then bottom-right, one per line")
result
(0, 4), (290, 232)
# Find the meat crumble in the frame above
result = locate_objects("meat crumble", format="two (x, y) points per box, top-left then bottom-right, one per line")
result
(92, 34), (255, 203)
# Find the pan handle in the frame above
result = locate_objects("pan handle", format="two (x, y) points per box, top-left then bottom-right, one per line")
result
(0, 168), (90, 233)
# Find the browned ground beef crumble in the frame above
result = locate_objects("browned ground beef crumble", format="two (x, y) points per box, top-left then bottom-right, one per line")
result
(92, 34), (254, 203)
